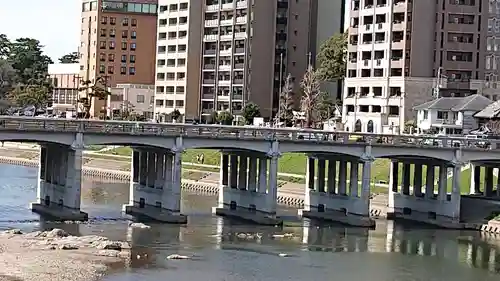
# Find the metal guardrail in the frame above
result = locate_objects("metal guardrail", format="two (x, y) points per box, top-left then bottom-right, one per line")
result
(0, 116), (497, 151)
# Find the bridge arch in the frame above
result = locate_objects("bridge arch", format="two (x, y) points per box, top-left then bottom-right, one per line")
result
(182, 138), (270, 154)
(83, 135), (176, 150)
(371, 146), (456, 162)
(279, 142), (365, 158)
(0, 132), (74, 146)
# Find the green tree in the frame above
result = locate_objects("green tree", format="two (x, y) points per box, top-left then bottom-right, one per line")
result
(278, 73), (294, 126)
(78, 76), (111, 119)
(0, 60), (16, 99)
(217, 111), (234, 125)
(317, 92), (338, 122)
(300, 64), (322, 128)
(207, 111), (218, 124)
(7, 38), (52, 85)
(171, 109), (181, 122)
(59, 52), (79, 64)
(0, 34), (10, 59)
(8, 83), (51, 112)
(242, 102), (261, 125)
(316, 32), (347, 81)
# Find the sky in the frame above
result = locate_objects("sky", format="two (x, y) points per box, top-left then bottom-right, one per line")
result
(0, 0), (81, 61)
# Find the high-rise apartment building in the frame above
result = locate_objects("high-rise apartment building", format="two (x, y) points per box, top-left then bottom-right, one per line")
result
(79, 0), (158, 117)
(154, 0), (345, 122)
(342, 0), (491, 134)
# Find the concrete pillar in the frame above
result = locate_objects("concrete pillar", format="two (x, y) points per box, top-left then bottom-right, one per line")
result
(338, 160), (347, 195)
(327, 160), (337, 194)
(63, 147), (83, 209)
(485, 167), (494, 197)
(451, 164), (461, 221)
(425, 165), (435, 199)
(59, 151), (68, 187)
(229, 155), (238, 189)
(132, 150), (140, 184)
(349, 161), (359, 197)
(154, 152), (165, 188)
(390, 161), (399, 193)
(247, 156), (258, 192)
(306, 157), (315, 190)
(170, 151), (182, 212)
(238, 155), (248, 190)
(164, 153), (173, 189)
(316, 159), (326, 193)
(413, 164), (423, 197)
(147, 151), (156, 188)
(361, 159), (372, 203)
(220, 153), (229, 187)
(402, 163), (411, 195)
(438, 165), (448, 201)
(268, 156), (279, 214)
(257, 158), (268, 193)
(139, 150), (148, 186)
(470, 165), (481, 194)
(497, 169), (500, 197)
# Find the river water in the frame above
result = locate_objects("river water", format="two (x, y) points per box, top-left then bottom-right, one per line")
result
(0, 163), (499, 280)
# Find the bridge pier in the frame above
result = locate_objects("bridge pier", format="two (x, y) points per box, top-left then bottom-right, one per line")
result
(299, 155), (375, 227)
(123, 147), (186, 223)
(388, 160), (461, 228)
(470, 164), (500, 197)
(213, 149), (282, 225)
(30, 142), (88, 221)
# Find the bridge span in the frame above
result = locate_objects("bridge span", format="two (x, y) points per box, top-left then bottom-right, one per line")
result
(0, 116), (499, 227)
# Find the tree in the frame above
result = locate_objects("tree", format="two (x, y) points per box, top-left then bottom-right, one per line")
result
(0, 34), (10, 59)
(300, 64), (322, 128)
(0, 60), (16, 99)
(7, 38), (52, 85)
(78, 76), (111, 119)
(8, 83), (51, 113)
(278, 73), (294, 126)
(207, 111), (218, 124)
(171, 109), (181, 122)
(59, 52), (79, 64)
(317, 92), (338, 122)
(242, 102), (261, 125)
(316, 32), (347, 81)
(217, 111), (234, 125)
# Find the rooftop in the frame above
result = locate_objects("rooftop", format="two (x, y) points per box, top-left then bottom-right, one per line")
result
(413, 94), (492, 112)
(474, 100), (500, 119)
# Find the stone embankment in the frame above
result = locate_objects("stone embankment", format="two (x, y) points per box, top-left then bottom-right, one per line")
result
(0, 228), (130, 281)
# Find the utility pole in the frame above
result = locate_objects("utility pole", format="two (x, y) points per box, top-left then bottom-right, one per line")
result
(276, 52), (284, 127)
(434, 67), (446, 99)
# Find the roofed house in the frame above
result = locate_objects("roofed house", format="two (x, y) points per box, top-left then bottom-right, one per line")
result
(474, 100), (500, 120)
(413, 94), (492, 135)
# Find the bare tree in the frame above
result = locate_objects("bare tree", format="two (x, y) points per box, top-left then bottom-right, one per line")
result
(487, 120), (500, 134)
(278, 73), (294, 126)
(300, 64), (322, 128)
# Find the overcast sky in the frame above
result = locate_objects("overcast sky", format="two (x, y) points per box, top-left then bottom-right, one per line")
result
(0, 0), (81, 61)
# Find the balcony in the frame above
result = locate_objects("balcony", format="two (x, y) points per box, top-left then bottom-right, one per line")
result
(234, 63), (244, 69)
(222, 3), (234, 10)
(220, 18), (234, 26)
(220, 34), (233, 41)
(233, 79), (244, 84)
(236, 0), (247, 9)
(219, 64), (232, 71)
(203, 79), (215, 84)
(205, 19), (218, 27)
(218, 79), (231, 86)
(276, 17), (287, 25)
(204, 34), (218, 41)
(203, 64), (216, 70)
(235, 32), (247, 39)
(236, 16), (247, 24)
(204, 49), (217, 56)
(206, 4), (218, 12)
(232, 94), (243, 100)
(234, 47), (246, 54)
(201, 94), (214, 100)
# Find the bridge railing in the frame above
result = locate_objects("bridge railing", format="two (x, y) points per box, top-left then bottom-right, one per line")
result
(0, 116), (497, 151)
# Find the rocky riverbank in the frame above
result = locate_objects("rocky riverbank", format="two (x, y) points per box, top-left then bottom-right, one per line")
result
(0, 228), (130, 281)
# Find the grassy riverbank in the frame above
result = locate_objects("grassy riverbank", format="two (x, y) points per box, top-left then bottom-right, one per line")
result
(99, 147), (495, 194)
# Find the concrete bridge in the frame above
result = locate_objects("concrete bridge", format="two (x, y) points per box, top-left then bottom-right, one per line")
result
(0, 116), (500, 227)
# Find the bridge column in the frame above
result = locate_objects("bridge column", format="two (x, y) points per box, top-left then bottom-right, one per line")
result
(213, 145), (282, 225)
(425, 165), (435, 198)
(388, 160), (399, 212)
(217, 153), (229, 206)
(497, 170), (500, 197)
(438, 165), (448, 201)
(123, 147), (186, 223)
(450, 164), (461, 222)
(484, 167), (494, 197)
(300, 154), (375, 228)
(31, 139), (87, 221)
(470, 165), (481, 195)
(401, 163), (411, 196)
(413, 164), (423, 197)
(306, 157), (315, 190)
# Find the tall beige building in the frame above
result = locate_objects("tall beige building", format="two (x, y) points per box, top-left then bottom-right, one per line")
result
(153, 0), (345, 122)
(79, 0), (158, 117)
(342, 0), (492, 134)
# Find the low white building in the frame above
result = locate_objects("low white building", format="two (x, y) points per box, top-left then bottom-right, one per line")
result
(414, 94), (492, 135)
(108, 84), (155, 120)
(47, 63), (80, 113)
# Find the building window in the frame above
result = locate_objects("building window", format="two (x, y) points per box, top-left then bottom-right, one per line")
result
(100, 28), (106, 37)
(109, 41), (115, 49)
(101, 16), (108, 24)
(437, 111), (448, 120)
(108, 66), (114, 74)
(99, 41), (106, 49)
(122, 30), (128, 38)
(121, 42), (127, 50)
(122, 18), (129, 26)
(108, 53), (114, 62)
(121, 55), (127, 62)
(130, 43), (136, 51)
(423, 110), (428, 119)
(110, 17), (116, 25)
(120, 67), (126, 74)
(99, 64), (105, 74)
(131, 18), (137, 26)
(131, 31), (137, 39)
(110, 29), (116, 37)
(137, 95), (145, 103)
(99, 53), (106, 61)
(130, 55), (136, 63)
(129, 67), (136, 75)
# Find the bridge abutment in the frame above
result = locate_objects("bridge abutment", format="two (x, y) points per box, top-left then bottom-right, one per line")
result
(31, 141), (88, 221)
(299, 154), (375, 227)
(123, 146), (186, 223)
(388, 160), (461, 227)
(213, 148), (282, 225)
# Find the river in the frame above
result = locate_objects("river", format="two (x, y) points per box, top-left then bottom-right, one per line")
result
(0, 163), (499, 280)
